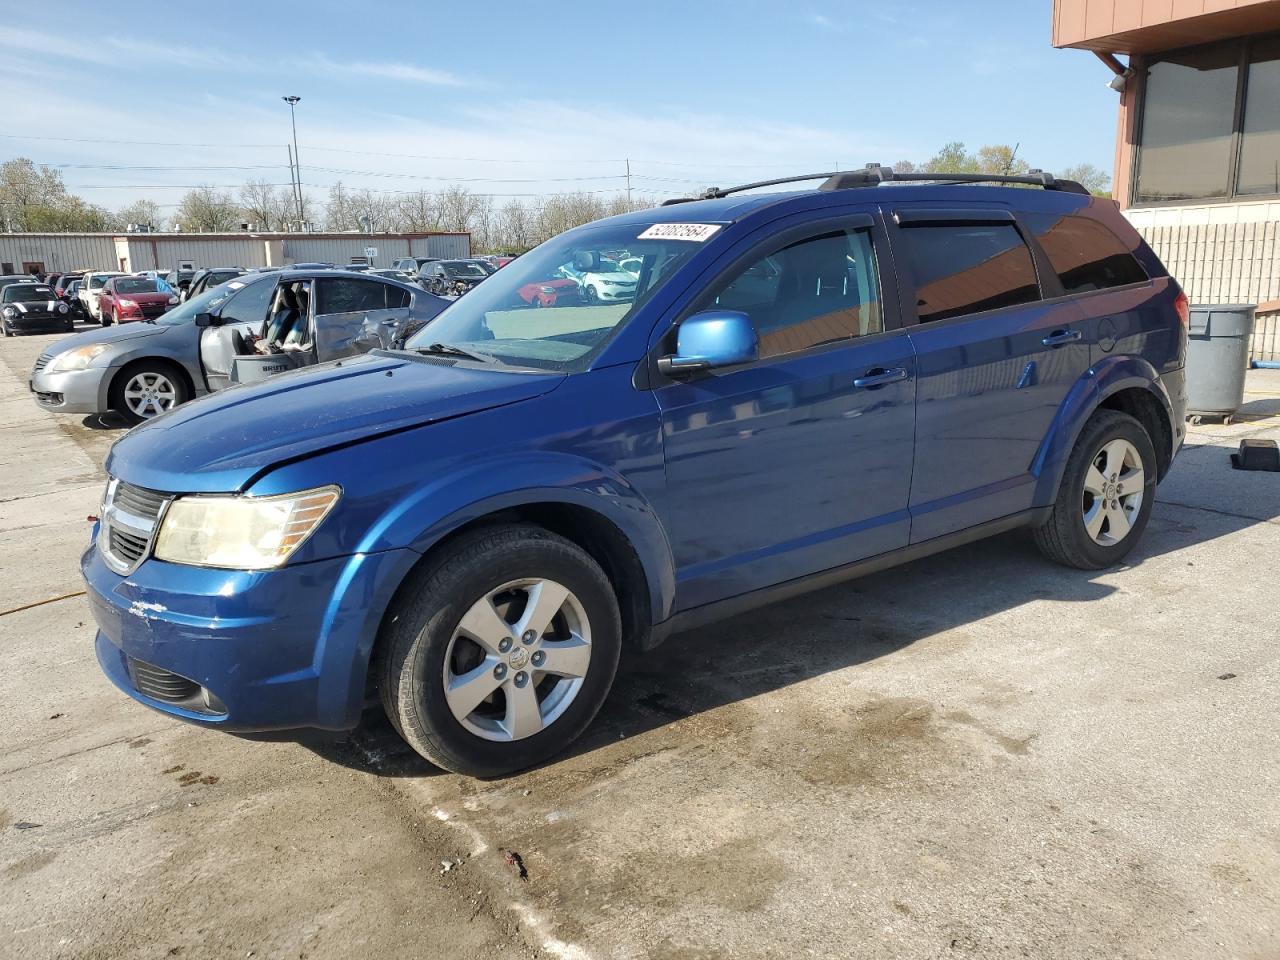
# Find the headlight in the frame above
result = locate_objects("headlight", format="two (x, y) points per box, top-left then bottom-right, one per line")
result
(167, 296), (179, 305)
(539, 286), (556, 294)
(153, 485), (341, 570)
(57, 302), (68, 314)
(119, 298), (138, 309)
(48, 344), (110, 372)
(1, 307), (15, 319)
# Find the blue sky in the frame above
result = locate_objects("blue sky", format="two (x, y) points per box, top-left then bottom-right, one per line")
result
(0, 0), (1119, 213)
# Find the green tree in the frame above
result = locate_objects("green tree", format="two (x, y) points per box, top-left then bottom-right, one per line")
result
(1059, 162), (1111, 197)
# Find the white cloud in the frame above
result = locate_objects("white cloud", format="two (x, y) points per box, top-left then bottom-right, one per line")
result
(309, 55), (465, 87)
(0, 28), (465, 87)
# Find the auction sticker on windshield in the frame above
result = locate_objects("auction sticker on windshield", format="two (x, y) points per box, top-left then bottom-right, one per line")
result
(637, 223), (722, 242)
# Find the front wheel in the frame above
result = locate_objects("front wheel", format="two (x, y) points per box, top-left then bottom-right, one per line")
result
(110, 361), (190, 425)
(1034, 409), (1157, 570)
(378, 525), (622, 777)
(100, 307), (112, 327)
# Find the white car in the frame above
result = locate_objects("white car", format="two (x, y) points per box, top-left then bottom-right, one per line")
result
(575, 260), (638, 303)
(618, 257), (643, 277)
(79, 271), (127, 320)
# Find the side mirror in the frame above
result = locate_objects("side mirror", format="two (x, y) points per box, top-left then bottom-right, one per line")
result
(657, 310), (758, 378)
(194, 312), (221, 328)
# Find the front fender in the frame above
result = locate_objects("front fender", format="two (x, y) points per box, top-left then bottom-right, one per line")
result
(368, 450), (676, 624)
(1031, 355), (1174, 506)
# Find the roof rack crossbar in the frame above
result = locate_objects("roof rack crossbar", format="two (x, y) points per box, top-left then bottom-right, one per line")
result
(663, 163), (1089, 204)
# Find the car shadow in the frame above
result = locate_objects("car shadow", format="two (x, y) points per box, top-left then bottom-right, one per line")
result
(303, 475), (1278, 779)
(79, 412), (131, 431)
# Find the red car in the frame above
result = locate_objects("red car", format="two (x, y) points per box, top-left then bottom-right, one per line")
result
(97, 276), (179, 325)
(516, 278), (581, 307)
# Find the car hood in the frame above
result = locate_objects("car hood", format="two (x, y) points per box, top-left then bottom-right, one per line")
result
(591, 272), (636, 283)
(46, 322), (171, 353)
(106, 351), (565, 493)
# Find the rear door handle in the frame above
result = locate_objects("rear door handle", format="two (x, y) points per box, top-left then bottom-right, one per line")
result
(1042, 328), (1082, 347)
(853, 367), (908, 389)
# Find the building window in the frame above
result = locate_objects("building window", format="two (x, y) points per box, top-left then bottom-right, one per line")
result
(1239, 35), (1280, 196)
(1135, 33), (1280, 204)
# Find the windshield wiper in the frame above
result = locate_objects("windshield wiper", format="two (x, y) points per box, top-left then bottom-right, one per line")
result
(416, 342), (498, 364)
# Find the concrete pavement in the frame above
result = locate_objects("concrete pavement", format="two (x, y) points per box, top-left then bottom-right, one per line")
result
(1, 324), (1277, 959)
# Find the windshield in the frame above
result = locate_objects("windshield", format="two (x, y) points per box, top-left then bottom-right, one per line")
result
(115, 279), (159, 294)
(443, 261), (489, 279)
(405, 221), (704, 371)
(152, 275), (267, 325)
(4, 285), (54, 302)
(89, 276), (110, 289)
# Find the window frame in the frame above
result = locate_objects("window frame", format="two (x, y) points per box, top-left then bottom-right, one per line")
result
(1132, 31), (1280, 207)
(655, 211), (901, 377)
(885, 205), (1054, 328)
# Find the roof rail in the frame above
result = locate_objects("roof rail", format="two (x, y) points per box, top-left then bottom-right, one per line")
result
(661, 163), (1089, 205)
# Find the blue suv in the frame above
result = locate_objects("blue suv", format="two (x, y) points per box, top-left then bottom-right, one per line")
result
(84, 166), (1187, 776)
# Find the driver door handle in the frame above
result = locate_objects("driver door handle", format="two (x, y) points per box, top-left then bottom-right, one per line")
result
(853, 367), (908, 389)
(1042, 328), (1082, 347)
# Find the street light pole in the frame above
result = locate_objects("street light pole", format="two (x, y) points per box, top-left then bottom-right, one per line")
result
(282, 95), (303, 227)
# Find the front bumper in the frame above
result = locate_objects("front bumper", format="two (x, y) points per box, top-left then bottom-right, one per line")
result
(5, 312), (72, 333)
(595, 287), (635, 302)
(83, 537), (418, 732)
(30, 364), (113, 414)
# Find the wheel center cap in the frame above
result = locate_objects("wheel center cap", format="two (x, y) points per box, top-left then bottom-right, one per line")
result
(509, 647), (529, 669)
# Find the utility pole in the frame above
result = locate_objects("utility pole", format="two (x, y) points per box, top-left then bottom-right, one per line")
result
(282, 95), (303, 226)
(625, 158), (632, 208)
(286, 144), (300, 229)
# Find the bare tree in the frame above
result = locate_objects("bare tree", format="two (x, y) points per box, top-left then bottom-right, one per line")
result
(239, 179), (292, 230)
(395, 190), (439, 232)
(174, 186), (239, 232)
(115, 199), (165, 231)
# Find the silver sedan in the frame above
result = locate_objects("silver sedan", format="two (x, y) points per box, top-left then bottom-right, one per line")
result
(30, 269), (448, 424)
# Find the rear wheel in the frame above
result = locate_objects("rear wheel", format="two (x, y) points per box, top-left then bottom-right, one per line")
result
(1034, 409), (1157, 570)
(110, 360), (190, 425)
(378, 525), (622, 777)
(101, 307), (113, 327)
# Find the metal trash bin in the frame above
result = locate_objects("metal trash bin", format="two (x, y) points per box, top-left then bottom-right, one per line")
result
(1186, 303), (1255, 421)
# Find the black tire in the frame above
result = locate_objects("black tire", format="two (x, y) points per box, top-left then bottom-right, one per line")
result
(377, 524), (622, 777)
(109, 359), (191, 426)
(584, 284), (598, 304)
(100, 307), (112, 327)
(2, 319), (11, 337)
(1034, 409), (1157, 570)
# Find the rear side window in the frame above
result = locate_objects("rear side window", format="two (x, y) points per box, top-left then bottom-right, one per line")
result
(1023, 212), (1148, 295)
(386, 285), (411, 309)
(896, 223), (1040, 323)
(315, 277), (391, 314)
(699, 227), (883, 360)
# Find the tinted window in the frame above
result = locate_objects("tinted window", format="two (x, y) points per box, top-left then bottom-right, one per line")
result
(315, 277), (388, 314)
(698, 227), (883, 359)
(4, 285), (54, 302)
(218, 278), (277, 326)
(897, 224), (1040, 323)
(387, 285), (411, 309)
(1135, 46), (1238, 202)
(115, 279), (159, 294)
(1023, 212), (1148, 294)
(1239, 36), (1280, 196)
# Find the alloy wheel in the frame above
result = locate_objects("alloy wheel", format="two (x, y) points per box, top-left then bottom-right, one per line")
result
(1081, 437), (1145, 546)
(442, 578), (592, 742)
(122, 371), (178, 419)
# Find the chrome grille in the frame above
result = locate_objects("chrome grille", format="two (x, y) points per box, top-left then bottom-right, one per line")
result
(33, 354), (51, 372)
(99, 478), (171, 574)
(113, 482), (166, 520)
